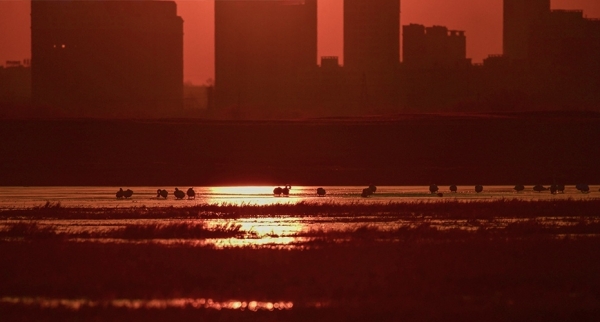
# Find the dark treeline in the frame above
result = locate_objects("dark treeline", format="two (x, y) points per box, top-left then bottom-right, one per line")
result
(0, 111), (598, 186)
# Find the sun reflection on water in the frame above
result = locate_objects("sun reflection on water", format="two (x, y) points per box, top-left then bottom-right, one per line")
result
(0, 297), (297, 311)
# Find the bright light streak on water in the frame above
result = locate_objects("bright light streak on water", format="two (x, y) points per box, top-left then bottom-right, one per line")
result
(0, 297), (297, 311)
(0, 185), (598, 209)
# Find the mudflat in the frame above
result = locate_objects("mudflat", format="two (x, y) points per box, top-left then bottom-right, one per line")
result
(1, 111), (598, 186)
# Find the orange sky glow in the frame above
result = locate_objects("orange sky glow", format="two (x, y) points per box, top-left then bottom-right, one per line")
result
(1, 0), (599, 84)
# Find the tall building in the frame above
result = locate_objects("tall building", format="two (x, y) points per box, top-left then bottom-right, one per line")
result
(215, 0), (318, 110)
(403, 24), (469, 69)
(31, 0), (184, 115)
(344, 0), (400, 72)
(529, 10), (600, 68)
(343, 0), (400, 109)
(503, 0), (550, 60)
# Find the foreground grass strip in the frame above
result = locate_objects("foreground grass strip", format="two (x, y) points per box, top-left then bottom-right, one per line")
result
(1, 198), (600, 220)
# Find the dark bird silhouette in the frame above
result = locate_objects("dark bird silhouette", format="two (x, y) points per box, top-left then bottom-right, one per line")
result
(273, 186), (283, 197)
(186, 188), (196, 200)
(157, 189), (168, 199)
(282, 185), (291, 197)
(557, 184), (565, 193)
(116, 188), (124, 199)
(550, 184), (558, 194)
(475, 185), (483, 193)
(436, 192), (444, 197)
(533, 184), (546, 193)
(369, 184), (377, 193)
(514, 184), (525, 192)
(317, 187), (326, 196)
(576, 184), (590, 193)
(449, 185), (457, 193)
(174, 188), (186, 199)
(123, 189), (133, 199)
(429, 184), (439, 194)
(361, 184), (377, 198)
(361, 187), (373, 198)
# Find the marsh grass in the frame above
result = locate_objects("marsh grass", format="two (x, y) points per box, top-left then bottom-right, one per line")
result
(113, 222), (251, 239)
(0, 221), (254, 240)
(0, 221), (59, 239)
(2, 198), (600, 220)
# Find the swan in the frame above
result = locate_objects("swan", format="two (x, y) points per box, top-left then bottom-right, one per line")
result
(157, 189), (168, 199)
(174, 188), (186, 199)
(429, 184), (439, 194)
(576, 184), (590, 193)
(475, 185), (483, 193)
(514, 184), (525, 192)
(317, 187), (326, 196)
(369, 184), (377, 193)
(282, 185), (291, 197)
(123, 189), (133, 199)
(273, 187), (283, 197)
(116, 188), (124, 199)
(449, 185), (457, 193)
(186, 188), (196, 200)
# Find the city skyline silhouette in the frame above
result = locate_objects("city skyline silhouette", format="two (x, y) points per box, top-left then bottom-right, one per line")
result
(1, 0), (598, 84)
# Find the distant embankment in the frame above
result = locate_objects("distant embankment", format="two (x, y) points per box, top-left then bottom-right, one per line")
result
(1, 112), (598, 186)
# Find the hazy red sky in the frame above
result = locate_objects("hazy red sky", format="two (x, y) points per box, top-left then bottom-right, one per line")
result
(1, 0), (599, 84)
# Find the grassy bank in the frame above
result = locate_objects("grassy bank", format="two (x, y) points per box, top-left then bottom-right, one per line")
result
(2, 198), (600, 220)
(2, 199), (600, 321)
(1, 237), (600, 321)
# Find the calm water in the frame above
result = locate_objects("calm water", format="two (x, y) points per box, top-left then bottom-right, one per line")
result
(0, 185), (597, 209)
(2, 185), (598, 248)
(2, 185), (599, 311)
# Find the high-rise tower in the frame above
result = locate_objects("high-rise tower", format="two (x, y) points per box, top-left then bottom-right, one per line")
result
(31, 0), (184, 115)
(215, 0), (318, 110)
(344, 0), (400, 72)
(503, 0), (550, 60)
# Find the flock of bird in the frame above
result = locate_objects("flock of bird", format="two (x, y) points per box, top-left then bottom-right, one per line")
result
(116, 183), (595, 200)
(115, 187), (196, 200)
(428, 183), (593, 197)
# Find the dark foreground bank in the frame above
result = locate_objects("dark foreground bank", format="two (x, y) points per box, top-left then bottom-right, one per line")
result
(2, 200), (600, 321)
(1, 111), (599, 186)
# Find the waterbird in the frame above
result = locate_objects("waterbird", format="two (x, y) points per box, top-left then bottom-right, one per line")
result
(116, 188), (124, 199)
(533, 184), (546, 193)
(429, 184), (439, 194)
(282, 185), (291, 197)
(576, 184), (590, 193)
(123, 189), (133, 199)
(174, 188), (186, 199)
(475, 185), (483, 193)
(449, 185), (457, 193)
(157, 189), (168, 199)
(514, 184), (525, 192)
(317, 187), (326, 196)
(273, 187), (283, 197)
(369, 184), (377, 193)
(186, 188), (196, 200)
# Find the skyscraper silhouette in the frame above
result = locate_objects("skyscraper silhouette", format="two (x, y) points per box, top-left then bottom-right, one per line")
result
(503, 0), (550, 60)
(31, 0), (183, 115)
(214, 0), (317, 111)
(403, 24), (468, 69)
(343, 0), (400, 109)
(344, 0), (400, 72)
